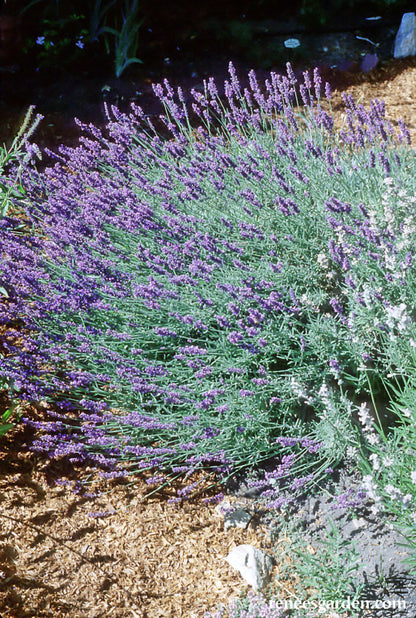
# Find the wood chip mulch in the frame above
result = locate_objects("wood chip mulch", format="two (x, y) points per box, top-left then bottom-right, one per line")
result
(0, 428), (275, 618)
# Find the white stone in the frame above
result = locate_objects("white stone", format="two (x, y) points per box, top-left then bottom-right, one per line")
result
(224, 508), (251, 531)
(352, 518), (366, 530)
(214, 499), (232, 517)
(284, 38), (300, 49)
(225, 544), (273, 590)
(394, 13), (416, 59)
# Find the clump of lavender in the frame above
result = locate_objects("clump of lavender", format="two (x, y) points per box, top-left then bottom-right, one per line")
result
(1, 62), (415, 498)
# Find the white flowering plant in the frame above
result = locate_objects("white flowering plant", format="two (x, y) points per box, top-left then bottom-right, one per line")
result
(356, 375), (416, 573)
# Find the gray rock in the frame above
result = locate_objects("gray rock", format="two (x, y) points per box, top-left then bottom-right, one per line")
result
(225, 544), (273, 590)
(224, 508), (252, 531)
(360, 53), (379, 73)
(394, 13), (416, 59)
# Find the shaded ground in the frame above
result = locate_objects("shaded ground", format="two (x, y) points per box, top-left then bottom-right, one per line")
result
(2, 45), (416, 618)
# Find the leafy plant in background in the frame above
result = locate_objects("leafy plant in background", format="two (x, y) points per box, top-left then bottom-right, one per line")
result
(20, 0), (144, 76)
(0, 105), (42, 218)
(88, 0), (117, 42)
(33, 17), (89, 70)
(20, 1), (89, 70)
(101, 0), (143, 78)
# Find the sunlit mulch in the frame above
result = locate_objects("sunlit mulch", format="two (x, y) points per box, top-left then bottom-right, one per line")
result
(0, 424), (276, 618)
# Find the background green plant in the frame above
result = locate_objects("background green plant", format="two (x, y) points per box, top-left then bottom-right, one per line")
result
(0, 401), (21, 436)
(20, 0), (144, 77)
(101, 0), (143, 77)
(0, 106), (42, 219)
(0, 107), (42, 436)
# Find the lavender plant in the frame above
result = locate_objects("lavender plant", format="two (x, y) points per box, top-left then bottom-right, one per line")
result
(0, 63), (415, 502)
(289, 518), (364, 617)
